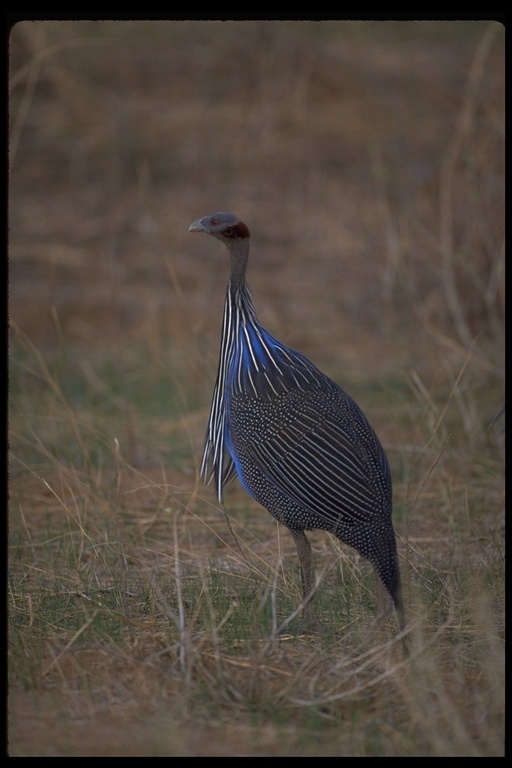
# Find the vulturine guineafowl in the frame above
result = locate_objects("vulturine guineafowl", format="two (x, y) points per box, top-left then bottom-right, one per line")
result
(189, 212), (406, 643)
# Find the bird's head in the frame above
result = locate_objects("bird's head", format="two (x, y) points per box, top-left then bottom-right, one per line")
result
(188, 212), (250, 243)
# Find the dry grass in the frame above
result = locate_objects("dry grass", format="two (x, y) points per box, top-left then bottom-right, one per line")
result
(8, 20), (504, 756)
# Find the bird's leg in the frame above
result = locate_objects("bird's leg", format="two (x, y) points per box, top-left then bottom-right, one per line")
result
(290, 529), (323, 632)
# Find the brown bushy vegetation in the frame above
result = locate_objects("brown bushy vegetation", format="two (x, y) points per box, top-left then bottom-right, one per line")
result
(8, 21), (504, 756)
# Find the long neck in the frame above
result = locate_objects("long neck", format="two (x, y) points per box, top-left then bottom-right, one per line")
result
(227, 238), (256, 320)
(228, 237), (250, 288)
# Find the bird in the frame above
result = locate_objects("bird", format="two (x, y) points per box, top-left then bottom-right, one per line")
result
(189, 211), (405, 640)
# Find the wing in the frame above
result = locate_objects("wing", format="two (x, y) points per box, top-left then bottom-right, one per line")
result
(229, 365), (392, 527)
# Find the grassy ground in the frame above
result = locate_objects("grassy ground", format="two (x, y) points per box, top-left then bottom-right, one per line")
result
(8, 20), (504, 756)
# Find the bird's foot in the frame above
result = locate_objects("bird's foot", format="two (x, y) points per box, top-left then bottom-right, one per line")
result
(298, 609), (325, 635)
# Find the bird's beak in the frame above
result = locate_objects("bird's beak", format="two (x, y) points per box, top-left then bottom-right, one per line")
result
(188, 218), (206, 233)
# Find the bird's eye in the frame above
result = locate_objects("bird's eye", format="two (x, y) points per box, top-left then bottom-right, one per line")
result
(211, 218), (219, 226)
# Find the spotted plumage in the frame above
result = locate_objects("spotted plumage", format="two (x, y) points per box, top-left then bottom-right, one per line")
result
(189, 211), (405, 639)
